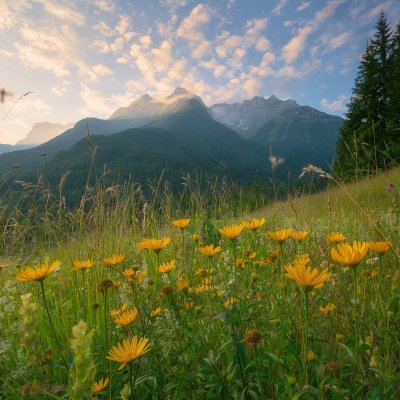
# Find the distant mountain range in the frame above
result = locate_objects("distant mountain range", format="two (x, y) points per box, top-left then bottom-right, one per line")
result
(0, 88), (343, 202)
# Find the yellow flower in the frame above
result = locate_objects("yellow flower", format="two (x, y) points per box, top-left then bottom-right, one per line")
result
(150, 306), (162, 317)
(177, 276), (189, 290)
(267, 228), (292, 243)
(92, 378), (109, 393)
(290, 231), (309, 241)
(16, 260), (60, 282)
(307, 351), (316, 362)
(367, 241), (391, 253)
(107, 336), (150, 370)
(113, 308), (138, 326)
(294, 253), (311, 265)
(110, 303), (128, 318)
(216, 289), (226, 297)
(112, 280), (122, 288)
(219, 224), (244, 240)
(103, 254), (125, 267)
(123, 268), (136, 278)
(245, 251), (256, 260)
(158, 259), (175, 273)
(192, 233), (200, 241)
(223, 297), (237, 308)
(285, 262), (331, 292)
(319, 303), (336, 315)
(331, 241), (368, 266)
(195, 277), (214, 293)
(242, 218), (266, 232)
(136, 270), (147, 283)
(326, 232), (347, 243)
(72, 259), (95, 271)
(137, 237), (171, 253)
(172, 218), (190, 229)
(198, 244), (221, 258)
(195, 268), (208, 277)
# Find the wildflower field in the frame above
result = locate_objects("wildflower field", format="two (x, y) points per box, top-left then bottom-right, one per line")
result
(1, 169), (400, 399)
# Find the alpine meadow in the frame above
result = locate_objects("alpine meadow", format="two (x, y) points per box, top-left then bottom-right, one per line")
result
(1, 2), (400, 400)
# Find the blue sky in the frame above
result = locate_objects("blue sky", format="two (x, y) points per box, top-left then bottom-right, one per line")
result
(1, 0), (400, 144)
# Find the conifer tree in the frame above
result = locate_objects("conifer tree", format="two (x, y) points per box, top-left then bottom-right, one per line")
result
(334, 12), (400, 179)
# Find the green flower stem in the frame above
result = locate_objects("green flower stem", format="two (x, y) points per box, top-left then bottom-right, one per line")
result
(303, 290), (309, 386)
(352, 268), (360, 353)
(232, 239), (237, 286)
(39, 280), (68, 369)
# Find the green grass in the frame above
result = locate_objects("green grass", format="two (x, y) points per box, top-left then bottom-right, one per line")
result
(0, 169), (399, 399)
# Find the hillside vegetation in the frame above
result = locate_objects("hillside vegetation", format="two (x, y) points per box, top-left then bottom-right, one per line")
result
(0, 168), (399, 399)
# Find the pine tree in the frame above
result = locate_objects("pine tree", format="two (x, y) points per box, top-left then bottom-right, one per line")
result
(334, 12), (400, 179)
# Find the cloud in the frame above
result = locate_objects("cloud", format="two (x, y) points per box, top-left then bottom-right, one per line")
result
(320, 94), (347, 113)
(281, 0), (342, 63)
(35, 0), (85, 26)
(160, 0), (188, 10)
(177, 3), (214, 42)
(322, 31), (351, 51)
(51, 80), (71, 96)
(80, 85), (117, 117)
(0, 1), (30, 33)
(15, 25), (83, 77)
(83, 64), (114, 82)
(273, 0), (288, 16)
(94, 0), (115, 12)
(296, 2), (310, 12)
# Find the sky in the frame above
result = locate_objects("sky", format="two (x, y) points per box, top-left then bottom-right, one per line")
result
(1, 0), (400, 144)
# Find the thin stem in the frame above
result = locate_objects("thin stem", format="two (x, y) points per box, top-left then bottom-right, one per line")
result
(39, 281), (68, 369)
(129, 362), (135, 399)
(232, 240), (237, 286)
(352, 268), (360, 353)
(303, 290), (309, 386)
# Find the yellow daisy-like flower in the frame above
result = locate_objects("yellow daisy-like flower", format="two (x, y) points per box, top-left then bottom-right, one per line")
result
(159, 259), (175, 273)
(245, 251), (257, 260)
(103, 254), (125, 267)
(177, 275), (189, 289)
(113, 308), (138, 326)
(223, 297), (237, 308)
(198, 244), (221, 258)
(137, 237), (171, 253)
(16, 260), (61, 282)
(172, 218), (190, 229)
(267, 228), (292, 243)
(219, 224), (244, 240)
(150, 306), (162, 317)
(107, 336), (150, 370)
(192, 233), (200, 242)
(72, 259), (95, 271)
(195, 277), (214, 293)
(136, 270), (147, 283)
(326, 232), (347, 243)
(92, 378), (109, 393)
(294, 253), (311, 265)
(285, 262), (331, 292)
(242, 218), (266, 232)
(319, 303), (336, 315)
(290, 231), (309, 241)
(331, 241), (368, 267)
(110, 303), (128, 318)
(367, 241), (391, 253)
(123, 268), (136, 278)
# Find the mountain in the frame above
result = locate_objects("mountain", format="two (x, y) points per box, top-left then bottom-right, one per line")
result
(16, 122), (74, 146)
(109, 87), (204, 120)
(0, 89), (207, 177)
(23, 98), (269, 203)
(0, 88), (343, 198)
(250, 106), (343, 171)
(211, 96), (298, 138)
